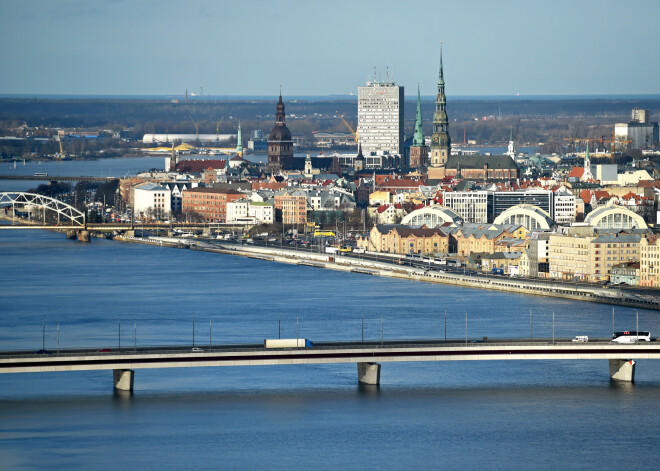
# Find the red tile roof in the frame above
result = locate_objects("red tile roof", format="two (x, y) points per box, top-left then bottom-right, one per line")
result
(176, 159), (226, 173)
(568, 167), (585, 178)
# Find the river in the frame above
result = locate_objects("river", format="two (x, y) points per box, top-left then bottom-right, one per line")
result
(0, 227), (659, 470)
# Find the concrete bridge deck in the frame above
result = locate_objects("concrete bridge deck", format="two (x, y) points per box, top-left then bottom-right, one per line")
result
(1, 339), (656, 390)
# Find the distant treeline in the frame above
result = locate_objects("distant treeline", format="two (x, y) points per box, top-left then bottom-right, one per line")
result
(0, 96), (658, 148)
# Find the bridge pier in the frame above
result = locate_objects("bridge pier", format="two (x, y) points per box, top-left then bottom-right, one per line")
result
(65, 230), (77, 240)
(113, 369), (134, 391)
(609, 359), (635, 382)
(77, 230), (90, 242)
(357, 362), (381, 386)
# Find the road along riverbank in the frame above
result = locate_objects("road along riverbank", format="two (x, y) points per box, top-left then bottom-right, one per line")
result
(115, 235), (660, 311)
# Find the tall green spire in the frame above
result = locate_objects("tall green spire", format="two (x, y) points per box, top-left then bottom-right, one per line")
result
(584, 141), (590, 166)
(236, 120), (243, 154)
(430, 44), (450, 167)
(438, 46), (444, 86)
(413, 85), (424, 147)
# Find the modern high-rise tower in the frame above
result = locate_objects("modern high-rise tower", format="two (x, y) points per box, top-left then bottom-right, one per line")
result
(428, 49), (450, 179)
(357, 73), (404, 155)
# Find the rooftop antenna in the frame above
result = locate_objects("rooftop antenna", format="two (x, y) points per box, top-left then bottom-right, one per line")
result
(373, 66), (377, 83)
(386, 65), (390, 83)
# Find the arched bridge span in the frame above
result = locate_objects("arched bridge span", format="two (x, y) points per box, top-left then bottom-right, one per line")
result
(0, 192), (85, 226)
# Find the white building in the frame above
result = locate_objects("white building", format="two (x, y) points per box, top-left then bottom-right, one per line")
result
(226, 200), (249, 224)
(249, 202), (274, 224)
(617, 169), (654, 186)
(442, 191), (491, 223)
(358, 79), (404, 155)
(133, 183), (171, 218)
(226, 200), (274, 225)
(161, 181), (198, 212)
(553, 187), (576, 225)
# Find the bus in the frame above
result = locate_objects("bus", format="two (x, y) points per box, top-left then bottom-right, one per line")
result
(611, 331), (651, 343)
(314, 231), (336, 238)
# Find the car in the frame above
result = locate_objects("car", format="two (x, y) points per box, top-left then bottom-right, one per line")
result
(34, 349), (50, 355)
(572, 336), (589, 343)
(191, 347), (204, 352)
(97, 348), (112, 353)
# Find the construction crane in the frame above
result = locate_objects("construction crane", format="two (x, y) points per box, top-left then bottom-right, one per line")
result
(188, 116), (200, 141)
(564, 134), (632, 157)
(607, 130), (632, 159)
(336, 111), (358, 142)
(56, 134), (66, 159)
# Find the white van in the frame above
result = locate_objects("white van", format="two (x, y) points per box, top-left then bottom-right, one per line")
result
(572, 336), (589, 343)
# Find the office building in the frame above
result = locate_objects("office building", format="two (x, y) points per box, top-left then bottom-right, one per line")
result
(358, 74), (404, 155)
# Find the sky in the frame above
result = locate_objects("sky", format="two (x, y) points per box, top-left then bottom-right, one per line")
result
(1, 0), (659, 97)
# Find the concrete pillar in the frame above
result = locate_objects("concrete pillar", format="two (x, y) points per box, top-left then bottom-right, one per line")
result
(65, 230), (77, 240)
(77, 230), (91, 242)
(113, 369), (134, 391)
(357, 362), (381, 386)
(609, 359), (635, 382)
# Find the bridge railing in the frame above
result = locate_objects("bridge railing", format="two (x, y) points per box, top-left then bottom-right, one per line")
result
(0, 338), (636, 359)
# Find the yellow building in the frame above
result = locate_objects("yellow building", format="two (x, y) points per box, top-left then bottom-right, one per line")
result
(450, 224), (528, 257)
(640, 236), (660, 287)
(360, 224), (449, 255)
(274, 193), (307, 225)
(549, 233), (641, 281)
(548, 234), (591, 280)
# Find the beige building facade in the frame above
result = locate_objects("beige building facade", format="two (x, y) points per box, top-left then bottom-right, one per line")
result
(640, 236), (660, 287)
(361, 225), (449, 256)
(549, 233), (641, 281)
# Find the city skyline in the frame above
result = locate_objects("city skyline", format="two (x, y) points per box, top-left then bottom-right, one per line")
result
(1, 0), (660, 97)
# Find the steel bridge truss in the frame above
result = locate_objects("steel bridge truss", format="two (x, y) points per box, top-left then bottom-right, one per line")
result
(0, 192), (85, 226)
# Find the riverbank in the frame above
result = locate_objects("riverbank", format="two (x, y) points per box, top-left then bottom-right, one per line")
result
(115, 234), (660, 311)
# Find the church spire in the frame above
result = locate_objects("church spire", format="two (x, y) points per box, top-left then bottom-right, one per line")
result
(438, 46), (444, 86)
(430, 45), (450, 168)
(413, 85), (424, 146)
(276, 85), (285, 124)
(236, 120), (243, 155)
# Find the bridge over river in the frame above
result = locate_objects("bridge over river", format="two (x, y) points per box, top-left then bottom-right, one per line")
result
(0, 338), (656, 391)
(0, 174), (117, 183)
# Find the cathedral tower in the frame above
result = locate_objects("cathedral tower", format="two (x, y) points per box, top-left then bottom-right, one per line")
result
(268, 90), (294, 173)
